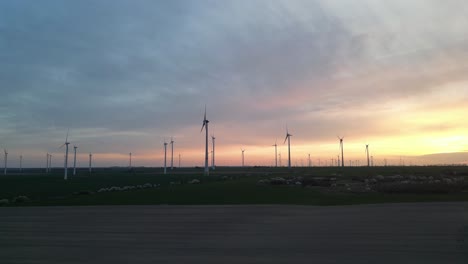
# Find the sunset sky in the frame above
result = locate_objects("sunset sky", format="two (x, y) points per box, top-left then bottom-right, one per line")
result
(1, 0), (467, 168)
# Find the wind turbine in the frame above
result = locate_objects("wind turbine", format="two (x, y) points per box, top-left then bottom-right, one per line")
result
(3, 149), (8, 175)
(338, 136), (344, 167)
(178, 153), (181, 168)
(170, 137), (174, 170)
(211, 134), (215, 170)
(279, 152), (282, 167)
(308, 154), (311, 167)
(89, 153), (92, 174)
(47, 153), (52, 173)
(272, 140), (278, 167)
(200, 106), (209, 176)
(73, 145), (78, 176)
(241, 149), (245, 167)
(46, 153), (49, 173)
(129, 152), (132, 169)
(284, 127), (292, 169)
(163, 140), (168, 175)
(59, 129), (70, 180)
(365, 144), (370, 167)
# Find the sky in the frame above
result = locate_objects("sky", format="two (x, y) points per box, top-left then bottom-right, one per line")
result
(1, 0), (468, 168)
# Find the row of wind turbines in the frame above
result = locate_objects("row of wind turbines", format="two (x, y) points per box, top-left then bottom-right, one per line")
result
(197, 107), (376, 174)
(162, 137), (179, 175)
(0, 147), (25, 175)
(52, 129), (93, 180)
(2, 107), (377, 178)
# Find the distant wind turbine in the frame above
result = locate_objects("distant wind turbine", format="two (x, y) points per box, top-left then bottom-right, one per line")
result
(284, 127), (292, 169)
(338, 136), (344, 167)
(178, 153), (181, 168)
(308, 154), (311, 167)
(46, 153), (49, 173)
(3, 149), (8, 175)
(211, 134), (215, 170)
(241, 149), (245, 167)
(272, 140), (278, 167)
(170, 137), (174, 170)
(89, 153), (92, 173)
(73, 145), (78, 176)
(200, 106), (209, 176)
(47, 154), (52, 173)
(129, 152), (132, 169)
(163, 140), (168, 175)
(366, 144), (370, 167)
(279, 152), (282, 167)
(59, 129), (70, 180)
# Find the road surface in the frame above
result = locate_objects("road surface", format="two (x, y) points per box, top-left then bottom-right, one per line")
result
(0, 203), (467, 263)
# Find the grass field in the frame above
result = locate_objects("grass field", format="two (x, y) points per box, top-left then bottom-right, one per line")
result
(1, 166), (467, 206)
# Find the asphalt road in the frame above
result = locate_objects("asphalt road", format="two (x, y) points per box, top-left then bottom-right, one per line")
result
(0, 203), (467, 263)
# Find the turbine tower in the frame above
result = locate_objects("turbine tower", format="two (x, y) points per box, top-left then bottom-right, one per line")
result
(46, 153), (52, 173)
(284, 128), (292, 169)
(338, 136), (344, 167)
(73, 145), (78, 176)
(3, 149), (8, 175)
(129, 152), (132, 170)
(59, 129), (70, 180)
(241, 149), (245, 167)
(272, 141), (278, 167)
(200, 106), (209, 176)
(88, 153), (92, 173)
(163, 140), (168, 175)
(366, 144), (370, 167)
(170, 137), (174, 170)
(211, 134), (216, 170)
(46, 153), (49, 173)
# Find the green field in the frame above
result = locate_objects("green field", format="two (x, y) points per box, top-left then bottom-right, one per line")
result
(1, 166), (467, 206)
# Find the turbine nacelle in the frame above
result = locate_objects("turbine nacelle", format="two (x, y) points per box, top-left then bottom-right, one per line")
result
(200, 106), (209, 132)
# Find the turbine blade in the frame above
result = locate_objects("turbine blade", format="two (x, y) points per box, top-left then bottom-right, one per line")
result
(200, 122), (205, 132)
(65, 128), (69, 143)
(284, 135), (288, 144)
(204, 105), (207, 120)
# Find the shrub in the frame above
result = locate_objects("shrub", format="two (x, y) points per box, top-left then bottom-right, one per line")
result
(12, 196), (29, 203)
(0, 199), (9, 206)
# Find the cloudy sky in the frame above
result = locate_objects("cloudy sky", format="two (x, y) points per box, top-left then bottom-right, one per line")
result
(1, 0), (468, 167)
